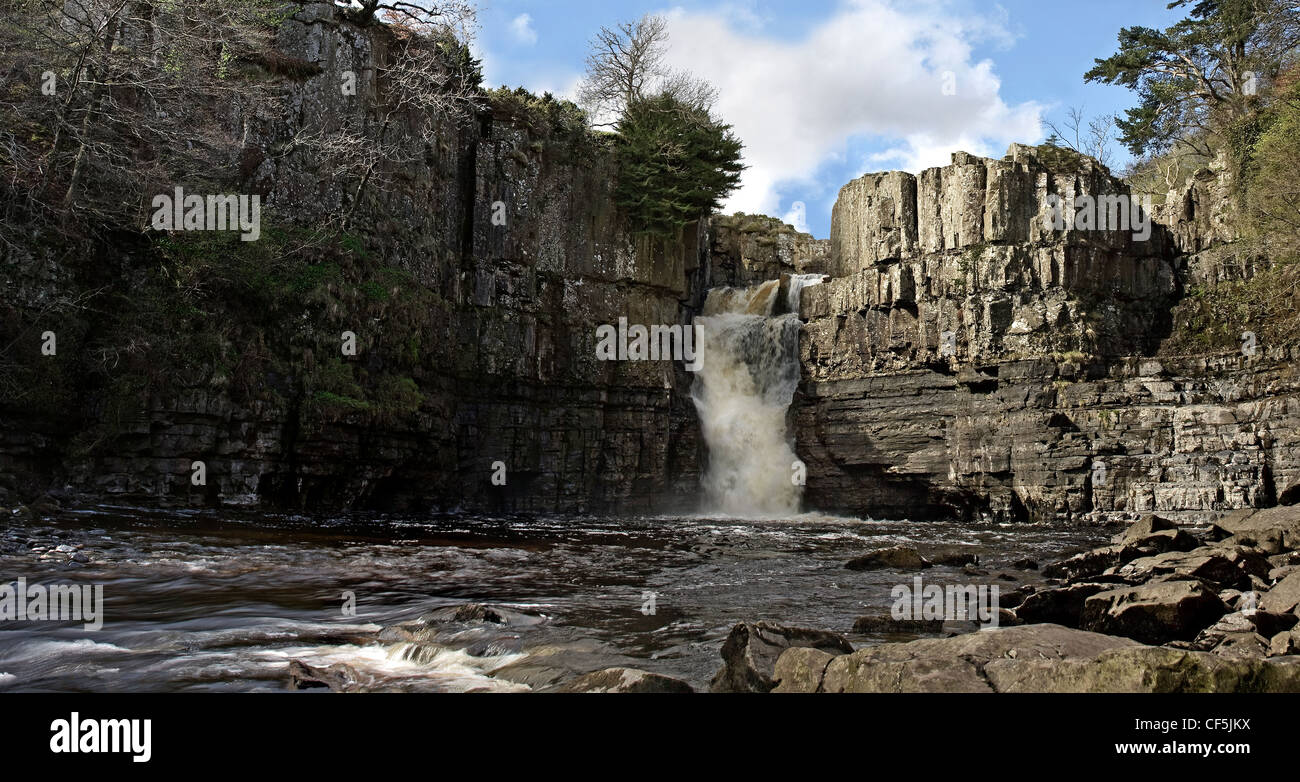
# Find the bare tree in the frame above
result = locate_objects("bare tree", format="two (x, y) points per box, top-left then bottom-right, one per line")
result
(0, 0), (479, 230)
(293, 21), (481, 229)
(1045, 106), (1120, 170)
(577, 14), (717, 126)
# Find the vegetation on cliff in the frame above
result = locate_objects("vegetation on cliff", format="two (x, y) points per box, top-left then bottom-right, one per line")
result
(1082, 0), (1300, 355)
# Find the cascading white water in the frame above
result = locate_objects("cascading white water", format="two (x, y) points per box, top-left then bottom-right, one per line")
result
(690, 275), (825, 517)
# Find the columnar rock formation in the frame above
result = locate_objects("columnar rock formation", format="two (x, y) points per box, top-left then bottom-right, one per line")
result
(3, 3), (1296, 523)
(793, 146), (1300, 523)
(1, 3), (704, 514)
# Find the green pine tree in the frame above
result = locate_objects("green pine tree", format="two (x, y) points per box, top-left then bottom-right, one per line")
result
(614, 94), (746, 237)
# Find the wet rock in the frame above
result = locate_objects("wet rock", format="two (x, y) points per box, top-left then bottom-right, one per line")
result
(489, 639), (631, 690)
(417, 603), (548, 627)
(287, 659), (370, 693)
(845, 546), (931, 571)
(710, 621), (853, 693)
(1010, 559), (1039, 570)
(550, 667), (693, 693)
(852, 615), (945, 634)
(778, 624), (1137, 693)
(928, 551), (979, 567)
(1080, 581), (1229, 644)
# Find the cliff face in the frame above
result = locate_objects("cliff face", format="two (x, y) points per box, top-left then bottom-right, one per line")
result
(793, 146), (1300, 523)
(1, 4), (703, 514)
(3, 4), (1295, 524)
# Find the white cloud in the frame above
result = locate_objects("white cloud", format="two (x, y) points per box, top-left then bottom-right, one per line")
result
(658, 0), (1044, 216)
(781, 200), (809, 233)
(510, 13), (538, 46)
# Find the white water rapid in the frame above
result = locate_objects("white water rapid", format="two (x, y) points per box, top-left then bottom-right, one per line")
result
(690, 274), (825, 517)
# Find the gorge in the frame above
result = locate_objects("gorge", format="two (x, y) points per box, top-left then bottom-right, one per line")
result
(2, 2), (1297, 528)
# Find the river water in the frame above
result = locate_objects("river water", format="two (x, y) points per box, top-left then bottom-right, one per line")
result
(0, 506), (1105, 692)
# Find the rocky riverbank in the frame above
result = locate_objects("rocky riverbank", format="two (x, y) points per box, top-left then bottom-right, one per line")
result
(709, 505), (1300, 693)
(261, 504), (1300, 694)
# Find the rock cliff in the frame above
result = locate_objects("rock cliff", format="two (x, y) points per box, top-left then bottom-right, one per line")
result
(1, 4), (704, 514)
(793, 145), (1300, 522)
(2, 4), (1295, 524)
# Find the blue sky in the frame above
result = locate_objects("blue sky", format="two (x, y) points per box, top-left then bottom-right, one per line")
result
(471, 0), (1186, 238)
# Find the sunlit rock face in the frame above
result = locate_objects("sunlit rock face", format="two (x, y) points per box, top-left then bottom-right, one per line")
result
(792, 146), (1300, 523)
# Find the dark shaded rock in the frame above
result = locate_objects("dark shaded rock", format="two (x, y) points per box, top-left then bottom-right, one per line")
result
(1081, 581), (1229, 644)
(418, 603), (547, 627)
(1010, 558), (1039, 570)
(845, 546), (931, 571)
(1124, 528), (1202, 557)
(710, 621), (853, 693)
(287, 659), (370, 692)
(853, 615), (945, 634)
(1042, 546), (1126, 581)
(1247, 610), (1299, 638)
(1111, 546), (1270, 590)
(550, 667), (693, 693)
(928, 551), (979, 567)
(1015, 582), (1110, 627)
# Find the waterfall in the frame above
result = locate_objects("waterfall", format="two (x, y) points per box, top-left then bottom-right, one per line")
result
(691, 275), (823, 517)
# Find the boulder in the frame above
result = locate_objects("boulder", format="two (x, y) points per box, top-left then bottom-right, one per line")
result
(845, 546), (931, 571)
(1260, 571), (1300, 615)
(1268, 631), (1300, 657)
(1081, 580), (1228, 644)
(709, 621), (853, 693)
(772, 648), (838, 693)
(287, 660), (371, 693)
(1109, 546), (1269, 590)
(928, 551), (980, 567)
(1014, 582), (1110, 627)
(1214, 506), (1300, 554)
(1247, 610), (1298, 638)
(1110, 514), (1178, 544)
(1042, 545), (1126, 581)
(550, 667), (693, 693)
(853, 615), (945, 634)
(780, 624), (1138, 693)
(1191, 612), (1269, 658)
(985, 647), (1300, 693)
